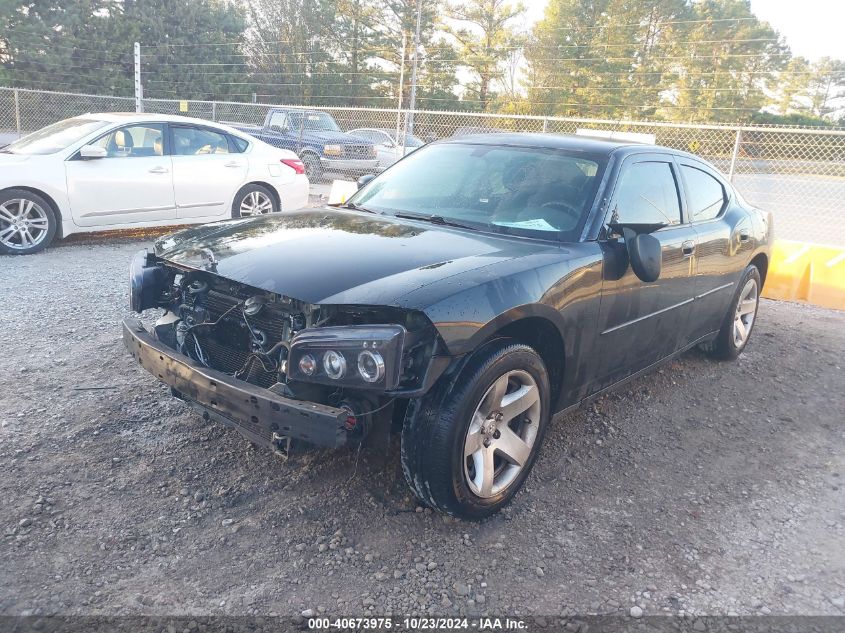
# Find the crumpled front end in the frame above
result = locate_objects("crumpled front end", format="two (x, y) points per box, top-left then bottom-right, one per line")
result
(124, 249), (450, 453)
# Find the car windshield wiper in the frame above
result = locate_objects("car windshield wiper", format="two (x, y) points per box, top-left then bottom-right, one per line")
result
(393, 212), (478, 231)
(336, 201), (378, 214)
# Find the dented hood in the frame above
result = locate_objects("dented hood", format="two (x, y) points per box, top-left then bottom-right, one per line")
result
(154, 209), (555, 307)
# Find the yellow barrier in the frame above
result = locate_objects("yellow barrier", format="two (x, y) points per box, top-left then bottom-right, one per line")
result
(763, 240), (845, 311)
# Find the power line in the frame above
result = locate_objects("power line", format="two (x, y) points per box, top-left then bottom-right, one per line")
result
(136, 37), (781, 61)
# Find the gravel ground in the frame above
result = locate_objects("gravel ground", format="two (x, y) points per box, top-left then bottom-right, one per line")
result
(1, 236), (844, 620)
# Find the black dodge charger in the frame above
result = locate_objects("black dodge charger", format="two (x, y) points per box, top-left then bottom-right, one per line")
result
(124, 133), (773, 518)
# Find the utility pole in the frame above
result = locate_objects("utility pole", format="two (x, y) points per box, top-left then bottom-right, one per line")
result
(396, 32), (407, 157)
(406, 0), (422, 135)
(134, 42), (144, 113)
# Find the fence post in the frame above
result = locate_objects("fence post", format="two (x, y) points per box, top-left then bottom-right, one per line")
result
(542, 117), (549, 133)
(212, 101), (217, 122)
(134, 42), (144, 113)
(728, 128), (742, 182)
(13, 88), (21, 137)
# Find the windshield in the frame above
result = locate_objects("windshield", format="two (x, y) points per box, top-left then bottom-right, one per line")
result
(4, 118), (109, 155)
(287, 111), (341, 132)
(350, 142), (606, 241)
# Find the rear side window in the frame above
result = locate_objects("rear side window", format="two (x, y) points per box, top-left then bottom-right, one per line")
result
(172, 126), (230, 155)
(682, 165), (726, 221)
(614, 161), (682, 226)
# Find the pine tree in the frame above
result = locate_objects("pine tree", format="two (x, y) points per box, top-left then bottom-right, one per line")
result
(446, 0), (526, 112)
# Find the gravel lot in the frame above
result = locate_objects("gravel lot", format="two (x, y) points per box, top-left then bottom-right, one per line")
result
(1, 235), (844, 620)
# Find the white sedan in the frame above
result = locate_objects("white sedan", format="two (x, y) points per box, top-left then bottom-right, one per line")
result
(0, 113), (310, 255)
(347, 128), (425, 171)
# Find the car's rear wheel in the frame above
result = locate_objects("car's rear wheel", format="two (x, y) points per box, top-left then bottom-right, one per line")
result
(702, 264), (761, 360)
(232, 184), (278, 218)
(0, 189), (57, 255)
(401, 340), (550, 519)
(301, 153), (323, 182)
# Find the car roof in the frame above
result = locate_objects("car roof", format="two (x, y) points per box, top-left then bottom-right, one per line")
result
(75, 112), (250, 136)
(441, 132), (646, 155)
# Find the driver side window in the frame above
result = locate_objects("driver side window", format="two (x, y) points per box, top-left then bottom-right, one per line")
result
(93, 124), (164, 158)
(613, 161), (682, 226)
(268, 112), (288, 132)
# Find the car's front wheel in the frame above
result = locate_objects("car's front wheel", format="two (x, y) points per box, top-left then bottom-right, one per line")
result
(401, 341), (551, 519)
(0, 189), (57, 255)
(232, 184), (278, 218)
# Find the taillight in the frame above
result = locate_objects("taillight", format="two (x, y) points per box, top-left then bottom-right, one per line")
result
(281, 158), (305, 175)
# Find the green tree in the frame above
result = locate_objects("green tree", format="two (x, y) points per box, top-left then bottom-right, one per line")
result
(666, 0), (788, 122)
(329, 0), (390, 105)
(805, 57), (845, 118)
(525, 0), (688, 118)
(775, 56), (811, 115)
(0, 0), (249, 100)
(446, 0), (526, 111)
(242, 0), (335, 105)
(377, 0), (460, 109)
(125, 0), (250, 101)
(0, 0), (133, 95)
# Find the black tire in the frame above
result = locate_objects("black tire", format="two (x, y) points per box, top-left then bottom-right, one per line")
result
(231, 183), (279, 218)
(701, 264), (762, 360)
(0, 188), (58, 255)
(401, 340), (551, 519)
(301, 153), (324, 182)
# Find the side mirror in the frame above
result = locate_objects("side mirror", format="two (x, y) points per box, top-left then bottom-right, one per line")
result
(357, 174), (376, 189)
(627, 233), (662, 282)
(79, 144), (107, 159)
(608, 221), (664, 283)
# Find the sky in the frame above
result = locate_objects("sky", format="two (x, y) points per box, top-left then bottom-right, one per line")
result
(522, 0), (845, 61)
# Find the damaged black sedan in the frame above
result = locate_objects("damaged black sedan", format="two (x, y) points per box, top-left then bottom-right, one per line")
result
(124, 134), (773, 518)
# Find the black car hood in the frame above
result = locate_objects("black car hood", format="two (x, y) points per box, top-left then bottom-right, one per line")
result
(154, 210), (559, 307)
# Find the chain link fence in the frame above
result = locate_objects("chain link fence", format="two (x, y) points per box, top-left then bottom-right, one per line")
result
(2, 86), (844, 246)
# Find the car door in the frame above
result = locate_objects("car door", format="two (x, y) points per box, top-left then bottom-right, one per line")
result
(170, 125), (248, 220)
(263, 111), (298, 152)
(65, 123), (175, 227)
(372, 130), (400, 168)
(678, 159), (753, 342)
(590, 154), (700, 391)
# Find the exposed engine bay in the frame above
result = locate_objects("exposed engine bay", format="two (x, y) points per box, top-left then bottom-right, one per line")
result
(134, 256), (444, 446)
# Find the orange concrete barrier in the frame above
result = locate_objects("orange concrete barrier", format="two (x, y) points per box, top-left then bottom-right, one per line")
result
(763, 240), (845, 310)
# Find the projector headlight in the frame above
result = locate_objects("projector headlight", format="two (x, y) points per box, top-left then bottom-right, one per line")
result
(289, 325), (405, 390)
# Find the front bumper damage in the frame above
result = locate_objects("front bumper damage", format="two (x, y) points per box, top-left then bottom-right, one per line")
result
(122, 318), (348, 453)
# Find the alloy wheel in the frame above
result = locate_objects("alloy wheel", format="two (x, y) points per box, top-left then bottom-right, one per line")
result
(463, 369), (541, 498)
(733, 277), (758, 347)
(0, 198), (50, 251)
(239, 191), (273, 216)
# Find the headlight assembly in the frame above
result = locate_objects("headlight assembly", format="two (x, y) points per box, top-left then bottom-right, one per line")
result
(323, 144), (343, 157)
(288, 325), (405, 390)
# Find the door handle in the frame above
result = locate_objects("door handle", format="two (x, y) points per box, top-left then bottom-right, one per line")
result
(224, 161), (242, 168)
(738, 230), (750, 243)
(681, 240), (696, 257)
(148, 166), (169, 174)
